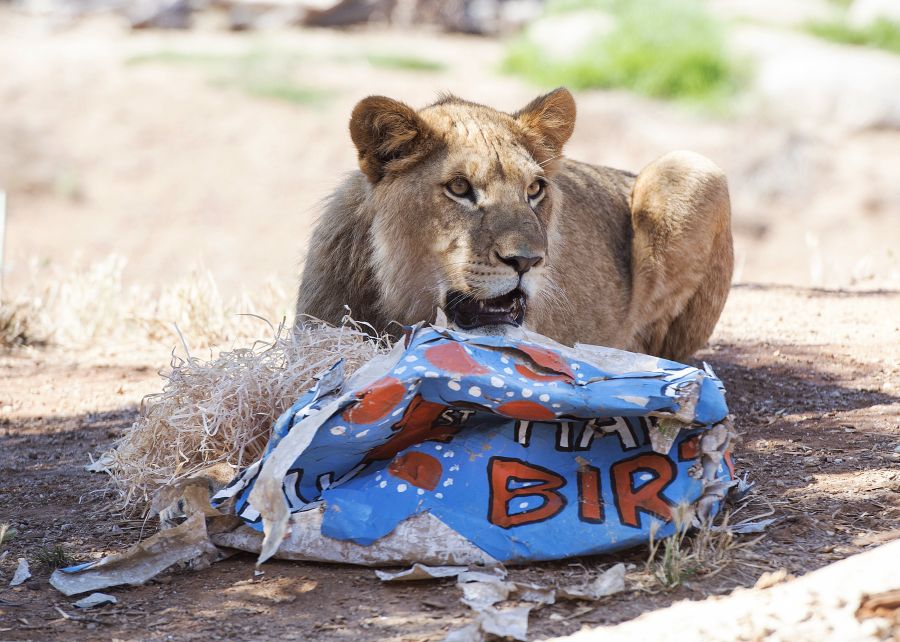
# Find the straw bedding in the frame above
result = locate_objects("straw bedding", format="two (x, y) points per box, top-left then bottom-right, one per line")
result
(101, 319), (392, 512)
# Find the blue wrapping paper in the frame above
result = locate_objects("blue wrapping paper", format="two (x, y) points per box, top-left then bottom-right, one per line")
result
(214, 326), (734, 563)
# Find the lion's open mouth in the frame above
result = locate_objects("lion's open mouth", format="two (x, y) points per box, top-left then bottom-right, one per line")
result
(443, 288), (526, 330)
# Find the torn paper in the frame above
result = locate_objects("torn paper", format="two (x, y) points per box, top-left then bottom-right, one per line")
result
(10, 558), (30, 586)
(375, 563), (469, 582)
(558, 563), (626, 600)
(50, 512), (219, 596)
(74, 593), (117, 609)
(211, 325), (734, 565)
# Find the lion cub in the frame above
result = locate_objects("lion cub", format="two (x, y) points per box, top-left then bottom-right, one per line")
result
(296, 88), (733, 361)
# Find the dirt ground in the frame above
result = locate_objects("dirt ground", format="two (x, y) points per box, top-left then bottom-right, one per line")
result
(2, 11), (899, 295)
(2, 285), (898, 641)
(2, 8), (900, 641)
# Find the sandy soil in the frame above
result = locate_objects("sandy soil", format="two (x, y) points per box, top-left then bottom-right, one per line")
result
(2, 12), (899, 296)
(1, 285), (898, 640)
(1, 9), (899, 641)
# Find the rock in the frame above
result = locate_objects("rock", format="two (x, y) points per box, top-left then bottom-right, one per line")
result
(301, 0), (390, 27)
(389, 0), (542, 34)
(126, 0), (193, 29)
(519, 9), (614, 62)
(226, 0), (305, 30)
(735, 25), (900, 132)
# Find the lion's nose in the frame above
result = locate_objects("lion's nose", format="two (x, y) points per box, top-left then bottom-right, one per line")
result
(497, 253), (543, 274)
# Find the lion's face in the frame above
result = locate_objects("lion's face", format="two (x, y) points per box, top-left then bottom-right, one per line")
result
(350, 89), (576, 332)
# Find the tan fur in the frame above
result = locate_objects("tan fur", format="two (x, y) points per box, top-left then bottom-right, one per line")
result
(296, 89), (733, 361)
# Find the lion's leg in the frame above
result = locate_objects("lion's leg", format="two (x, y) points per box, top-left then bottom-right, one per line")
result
(627, 151), (733, 361)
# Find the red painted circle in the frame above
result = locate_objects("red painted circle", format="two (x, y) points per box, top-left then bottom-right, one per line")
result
(496, 400), (557, 421)
(388, 451), (443, 491)
(424, 342), (488, 375)
(342, 377), (406, 424)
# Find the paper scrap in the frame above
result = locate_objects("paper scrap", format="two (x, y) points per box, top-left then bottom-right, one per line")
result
(460, 579), (516, 610)
(375, 563), (469, 582)
(50, 512), (219, 596)
(74, 592), (117, 609)
(10, 558), (31, 586)
(479, 605), (533, 641)
(457, 568), (508, 583)
(558, 563), (626, 600)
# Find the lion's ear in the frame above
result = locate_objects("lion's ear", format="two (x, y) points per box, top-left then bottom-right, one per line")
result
(514, 88), (576, 164)
(349, 96), (435, 183)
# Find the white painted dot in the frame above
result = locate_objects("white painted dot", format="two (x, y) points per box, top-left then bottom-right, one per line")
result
(571, 363), (580, 370)
(394, 366), (407, 375)
(469, 386), (482, 397)
(379, 481), (387, 488)
(503, 367), (513, 375)
(638, 473), (654, 482)
(330, 425), (347, 436)
(356, 429), (369, 438)
(506, 391), (515, 397)
(539, 393), (550, 402)
(518, 502), (529, 509)
(413, 365), (426, 372)
(490, 376), (505, 388)
(501, 356), (510, 364)
(522, 389), (533, 398)
(391, 408), (403, 416)
(425, 371), (439, 378)
(443, 450), (455, 458)
(407, 384), (416, 391)
(435, 493), (444, 499)
(443, 478), (454, 487)
(405, 355), (418, 362)
(375, 474), (382, 481)
(448, 380), (461, 391)
(450, 464), (460, 472)
(397, 483), (408, 493)
(434, 444), (443, 451)
(551, 403), (561, 409)
(417, 488), (425, 495)
(577, 372), (584, 379)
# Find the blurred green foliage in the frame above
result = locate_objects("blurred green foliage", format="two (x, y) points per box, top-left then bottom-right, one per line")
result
(128, 48), (331, 106)
(806, 19), (900, 54)
(366, 54), (446, 72)
(502, 0), (745, 105)
(126, 48), (445, 106)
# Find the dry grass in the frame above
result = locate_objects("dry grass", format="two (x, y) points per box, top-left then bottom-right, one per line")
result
(0, 255), (293, 350)
(101, 317), (392, 511)
(2, 256), (395, 514)
(645, 493), (772, 589)
(0, 302), (46, 349)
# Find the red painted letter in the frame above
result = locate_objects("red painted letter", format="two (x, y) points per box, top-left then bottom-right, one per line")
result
(577, 465), (604, 523)
(611, 453), (675, 528)
(488, 457), (566, 528)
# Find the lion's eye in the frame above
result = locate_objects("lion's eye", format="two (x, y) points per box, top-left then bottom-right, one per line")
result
(527, 179), (545, 200)
(446, 178), (473, 199)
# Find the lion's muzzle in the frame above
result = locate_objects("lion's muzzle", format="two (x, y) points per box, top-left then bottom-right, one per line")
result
(443, 287), (526, 330)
